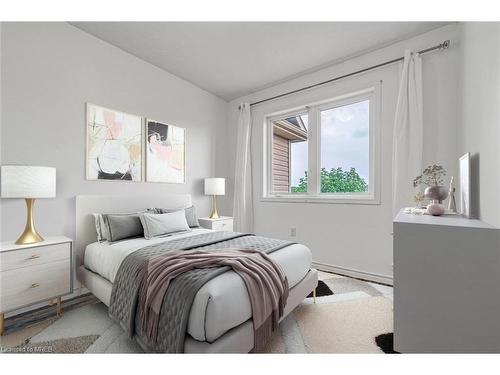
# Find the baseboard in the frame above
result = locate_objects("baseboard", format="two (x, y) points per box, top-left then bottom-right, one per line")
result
(313, 261), (393, 286)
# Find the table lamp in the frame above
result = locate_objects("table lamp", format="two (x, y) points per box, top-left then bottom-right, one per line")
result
(204, 178), (225, 219)
(1, 165), (56, 244)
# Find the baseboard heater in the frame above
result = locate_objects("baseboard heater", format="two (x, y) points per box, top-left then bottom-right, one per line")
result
(312, 261), (393, 286)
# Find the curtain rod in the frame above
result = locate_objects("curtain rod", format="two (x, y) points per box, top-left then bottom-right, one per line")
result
(248, 39), (450, 107)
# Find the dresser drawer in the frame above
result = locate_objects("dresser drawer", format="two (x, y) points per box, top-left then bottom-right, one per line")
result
(0, 259), (70, 312)
(0, 242), (70, 272)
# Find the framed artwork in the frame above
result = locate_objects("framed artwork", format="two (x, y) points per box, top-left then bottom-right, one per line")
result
(146, 119), (186, 183)
(86, 103), (143, 181)
(459, 152), (471, 218)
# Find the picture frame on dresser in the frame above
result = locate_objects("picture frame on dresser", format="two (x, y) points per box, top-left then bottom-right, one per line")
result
(0, 236), (73, 336)
(459, 152), (471, 218)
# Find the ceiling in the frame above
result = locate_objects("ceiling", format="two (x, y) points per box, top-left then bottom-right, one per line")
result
(71, 22), (448, 101)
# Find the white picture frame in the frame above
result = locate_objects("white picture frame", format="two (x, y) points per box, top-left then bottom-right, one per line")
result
(145, 119), (186, 184)
(86, 103), (143, 182)
(459, 152), (471, 218)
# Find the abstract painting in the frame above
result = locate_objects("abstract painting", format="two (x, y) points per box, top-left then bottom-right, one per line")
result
(146, 119), (185, 183)
(86, 104), (142, 181)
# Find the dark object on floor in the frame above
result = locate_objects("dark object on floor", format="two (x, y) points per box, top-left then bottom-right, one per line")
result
(375, 332), (399, 354)
(307, 280), (333, 298)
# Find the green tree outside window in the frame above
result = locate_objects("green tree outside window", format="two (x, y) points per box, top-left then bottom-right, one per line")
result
(291, 167), (368, 193)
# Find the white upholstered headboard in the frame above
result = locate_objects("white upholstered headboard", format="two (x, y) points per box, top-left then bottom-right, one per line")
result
(75, 194), (192, 268)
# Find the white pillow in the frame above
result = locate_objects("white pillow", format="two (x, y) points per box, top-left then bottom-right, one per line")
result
(93, 213), (109, 242)
(139, 211), (190, 239)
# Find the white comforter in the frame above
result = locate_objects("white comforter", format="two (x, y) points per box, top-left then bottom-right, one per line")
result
(84, 229), (312, 342)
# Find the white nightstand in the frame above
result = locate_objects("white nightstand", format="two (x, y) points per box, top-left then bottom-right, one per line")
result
(0, 236), (73, 335)
(198, 217), (234, 232)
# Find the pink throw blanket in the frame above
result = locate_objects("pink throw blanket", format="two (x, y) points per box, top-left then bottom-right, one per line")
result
(136, 248), (289, 352)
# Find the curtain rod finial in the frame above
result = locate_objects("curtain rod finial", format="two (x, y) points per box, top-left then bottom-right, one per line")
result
(442, 40), (450, 49)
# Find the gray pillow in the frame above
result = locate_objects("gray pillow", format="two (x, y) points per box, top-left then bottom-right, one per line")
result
(93, 210), (153, 241)
(103, 213), (144, 242)
(155, 206), (200, 228)
(140, 211), (191, 240)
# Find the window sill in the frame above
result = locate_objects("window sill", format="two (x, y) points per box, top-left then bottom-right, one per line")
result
(260, 195), (381, 205)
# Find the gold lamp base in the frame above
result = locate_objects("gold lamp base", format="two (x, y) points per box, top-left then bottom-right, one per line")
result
(209, 194), (220, 219)
(15, 198), (44, 245)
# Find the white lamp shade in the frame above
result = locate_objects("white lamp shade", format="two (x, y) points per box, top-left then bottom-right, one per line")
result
(204, 178), (225, 196)
(1, 165), (56, 198)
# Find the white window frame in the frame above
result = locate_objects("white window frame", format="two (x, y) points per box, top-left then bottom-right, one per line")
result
(262, 84), (381, 204)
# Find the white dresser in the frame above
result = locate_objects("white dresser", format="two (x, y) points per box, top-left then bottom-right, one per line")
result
(394, 211), (500, 353)
(198, 217), (234, 232)
(0, 236), (73, 335)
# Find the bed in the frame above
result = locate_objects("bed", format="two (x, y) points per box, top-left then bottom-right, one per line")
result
(75, 194), (318, 353)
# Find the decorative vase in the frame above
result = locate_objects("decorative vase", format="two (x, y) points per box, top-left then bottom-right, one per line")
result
(424, 185), (448, 203)
(427, 200), (445, 216)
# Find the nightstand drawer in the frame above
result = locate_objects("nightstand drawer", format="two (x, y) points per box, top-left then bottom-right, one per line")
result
(211, 221), (223, 230)
(199, 217), (234, 231)
(213, 220), (233, 231)
(0, 242), (70, 272)
(0, 259), (70, 312)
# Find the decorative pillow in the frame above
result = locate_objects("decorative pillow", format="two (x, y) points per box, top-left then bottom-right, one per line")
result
(93, 213), (112, 242)
(155, 206), (200, 228)
(139, 211), (191, 240)
(104, 214), (144, 242)
(93, 210), (152, 242)
(93, 213), (105, 242)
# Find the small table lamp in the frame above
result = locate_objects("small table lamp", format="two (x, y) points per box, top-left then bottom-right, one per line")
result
(204, 178), (225, 219)
(1, 165), (56, 244)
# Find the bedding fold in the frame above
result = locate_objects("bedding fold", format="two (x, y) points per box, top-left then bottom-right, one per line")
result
(108, 231), (294, 353)
(137, 249), (289, 352)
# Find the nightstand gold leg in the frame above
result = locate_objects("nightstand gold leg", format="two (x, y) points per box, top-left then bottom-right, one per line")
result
(0, 312), (4, 336)
(313, 288), (317, 304)
(56, 297), (62, 318)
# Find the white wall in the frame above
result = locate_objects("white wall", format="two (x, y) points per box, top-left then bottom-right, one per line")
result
(1, 22), (478, 284)
(458, 23), (500, 228)
(218, 24), (460, 282)
(0, 22), (228, 241)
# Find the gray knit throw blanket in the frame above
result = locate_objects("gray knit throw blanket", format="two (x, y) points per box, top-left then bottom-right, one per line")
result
(136, 248), (289, 352)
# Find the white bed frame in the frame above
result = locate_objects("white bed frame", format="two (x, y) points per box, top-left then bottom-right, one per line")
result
(75, 194), (318, 353)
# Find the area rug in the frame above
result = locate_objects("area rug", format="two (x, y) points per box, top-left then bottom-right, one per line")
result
(263, 296), (393, 353)
(0, 271), (393, 354)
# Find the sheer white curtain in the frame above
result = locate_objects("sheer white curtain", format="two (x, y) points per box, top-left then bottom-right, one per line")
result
(392, 50), (423, 215)
(232, 103), (254, 232)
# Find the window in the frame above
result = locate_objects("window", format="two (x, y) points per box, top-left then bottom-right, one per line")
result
(264, 86), (379, 203)
(320, 100), (369, 194)
(271, 113), (308, 193)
